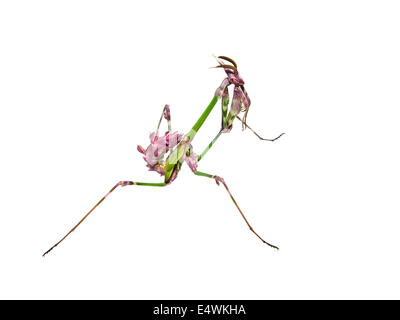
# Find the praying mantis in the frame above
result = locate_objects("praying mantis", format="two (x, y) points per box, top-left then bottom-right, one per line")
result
(43, 56), (285, 256)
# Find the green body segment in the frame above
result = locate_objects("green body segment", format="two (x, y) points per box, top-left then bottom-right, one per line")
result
(133, 182), (166, 187)
(197, 130), (222, 162)
(186, 95), (219, 140)
(221, 91), (229, 129)
(163, 141), (186, 182)
(164, 95), (220, 182)
(194, 171), (214, 178)
(197, 91), (233, 162)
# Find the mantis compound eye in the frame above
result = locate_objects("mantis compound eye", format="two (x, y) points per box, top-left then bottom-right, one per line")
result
(227, 72), (245, 86)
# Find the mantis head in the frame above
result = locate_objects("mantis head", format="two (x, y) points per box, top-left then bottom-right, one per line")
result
(214, 56), (251, 130)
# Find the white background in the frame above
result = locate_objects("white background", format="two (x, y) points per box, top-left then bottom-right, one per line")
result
(1, 1), (399, 299)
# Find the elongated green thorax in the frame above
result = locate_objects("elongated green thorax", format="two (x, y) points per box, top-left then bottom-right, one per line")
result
(185, 95), (219, 141)
(164, 95), (219, 183)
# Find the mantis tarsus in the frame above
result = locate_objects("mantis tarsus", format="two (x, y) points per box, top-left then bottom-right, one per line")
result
(43, 56), (285, 256)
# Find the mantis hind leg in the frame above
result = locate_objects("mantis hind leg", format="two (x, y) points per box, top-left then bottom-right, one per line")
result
(42, 180), (166, 256)
(194, 171), (279, 250)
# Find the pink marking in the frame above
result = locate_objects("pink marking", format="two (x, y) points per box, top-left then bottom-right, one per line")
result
(231, 87), (242, 114)
(138, 130), (183, 175)
(137, 145), (146, 154)
(184, 150), (198, 173)
(215, 78), (230, 97)
(214, 175), (225, 187)
(163, 104), (171, 121)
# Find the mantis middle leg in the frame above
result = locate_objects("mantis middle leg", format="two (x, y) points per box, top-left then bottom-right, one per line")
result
(236, 115), (285, 141)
